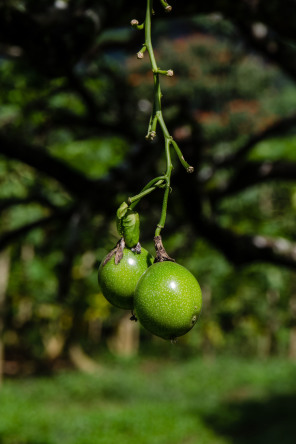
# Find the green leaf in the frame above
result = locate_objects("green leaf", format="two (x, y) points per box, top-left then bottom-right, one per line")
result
(116, 202), (128, 220)
(121, 210), (140, 248)
(116, 206), (140, 247)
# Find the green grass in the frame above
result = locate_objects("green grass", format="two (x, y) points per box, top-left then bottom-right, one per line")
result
(0, 356), (296, 444)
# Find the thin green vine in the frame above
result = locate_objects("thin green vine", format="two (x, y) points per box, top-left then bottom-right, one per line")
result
(120, 0), (194, 238)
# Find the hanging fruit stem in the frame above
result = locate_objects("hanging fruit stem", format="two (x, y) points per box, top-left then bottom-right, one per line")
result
(119, 0), (194, 237)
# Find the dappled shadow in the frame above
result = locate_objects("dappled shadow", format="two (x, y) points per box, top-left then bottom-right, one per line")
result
(0, 440), (50, 444)
(201, 393), (296, 444)
(0, 432), (50, 444)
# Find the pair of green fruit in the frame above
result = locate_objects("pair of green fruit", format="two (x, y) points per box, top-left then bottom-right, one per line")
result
(98, 247), (202, 341)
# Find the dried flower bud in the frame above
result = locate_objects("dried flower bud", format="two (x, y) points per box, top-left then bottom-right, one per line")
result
(137, 51), (144, 59)
(165, 5), (172, 12)
(166, 69), (174, 77)
(145, 131), (156, 141)
(131, 19), (139, 26)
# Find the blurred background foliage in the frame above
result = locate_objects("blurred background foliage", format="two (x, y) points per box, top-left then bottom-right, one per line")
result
(2, 1), (296, 444)
(1, 0), (296, 380)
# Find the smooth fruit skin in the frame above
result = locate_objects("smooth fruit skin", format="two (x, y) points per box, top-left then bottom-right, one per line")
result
(98, 247), (154, 310)
(134, 261), (202, 340)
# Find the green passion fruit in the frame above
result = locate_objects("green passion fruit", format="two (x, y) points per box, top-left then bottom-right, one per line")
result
(134, 261), (202, 340)
(98, 247), (154, 310)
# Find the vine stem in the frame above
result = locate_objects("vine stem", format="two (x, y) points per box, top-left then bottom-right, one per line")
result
(145, 0), (158, 73)
(155, 137), (172, 236)
(129, 176), (166, 208)
(119, 0), (194, 238)
(145, 0), (174, 236)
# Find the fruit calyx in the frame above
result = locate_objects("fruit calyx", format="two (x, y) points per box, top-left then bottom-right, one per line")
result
(131, 242), (141, 254)
(116, 202), (140, 249)
(154, 235), (175, 263)
(102, 238), (125, 267)
(130, 310), (138, 322)
(102, 238), (142, 267)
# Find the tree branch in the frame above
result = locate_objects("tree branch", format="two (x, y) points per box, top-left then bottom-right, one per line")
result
(0, 134), (95, 198)
(177, 171), (296, 269)
(198, 216), (296, 270)
(0, 131), (163, 220)
(57, 205), (89, 301)
(0, 195), (59, 213)
(216, 113), (296, 168)
(210, 161), (296, 200)
(0, 209), (73, 252)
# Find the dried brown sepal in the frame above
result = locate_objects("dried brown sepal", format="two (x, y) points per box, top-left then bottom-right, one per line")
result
(102, 238), (126, 267)
(102, 247), (117, 266)
(115, 237), (126, 264)
(131, 241), (142, 254)
(154, 235), (175, 263)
